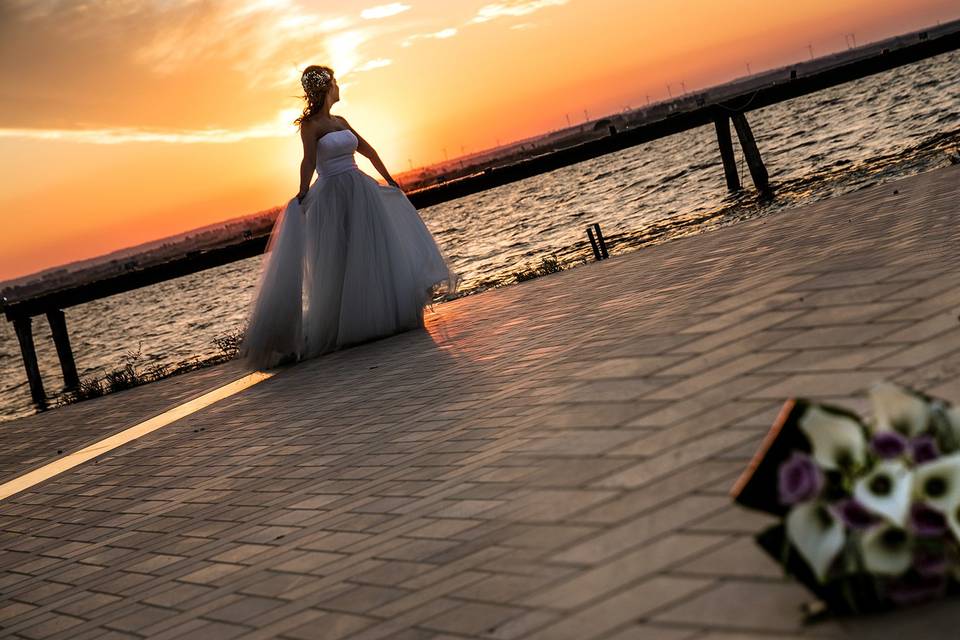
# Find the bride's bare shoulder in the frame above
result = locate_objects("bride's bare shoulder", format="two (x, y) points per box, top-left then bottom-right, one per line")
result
(299, 117), (319, 139)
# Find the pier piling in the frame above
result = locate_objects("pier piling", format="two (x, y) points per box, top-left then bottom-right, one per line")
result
(587, 227), (601, 260)
(731, 112), (772, 199)
(587, 223), (609, 261)
(46, 309), (80, 391)
(713, 115), (741, 192)
(12, 316), (46, 407)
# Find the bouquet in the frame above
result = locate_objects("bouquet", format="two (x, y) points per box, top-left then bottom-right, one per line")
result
(731, 382), (960, 614)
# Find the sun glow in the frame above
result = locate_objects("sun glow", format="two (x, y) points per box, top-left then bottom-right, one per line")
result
(1, 0), (957, 283)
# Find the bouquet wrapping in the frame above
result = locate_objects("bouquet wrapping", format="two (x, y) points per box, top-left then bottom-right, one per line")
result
(731, 382), (960, 614)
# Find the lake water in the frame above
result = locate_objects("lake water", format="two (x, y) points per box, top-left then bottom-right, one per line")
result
(2, 50), (958, 423)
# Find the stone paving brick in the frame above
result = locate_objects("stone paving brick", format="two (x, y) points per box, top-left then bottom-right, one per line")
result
(203, 595), (286, 624)
(453, 573), (553, 604)
(597, 431), (758, 488)
(318, 583), (409, 614)
(624, 374), (785, 428)
(646, 352), (792, 401)
(690, 634), (807, 640)
(656, 329), (799, 378)
(576, 461), (742, 525)
(743, 369), (898, 400)
(15, 612), (86, 640)
(756, 345), (903, 373)
(282, 611), (377, 640)
(527, 533), (725, 609)
(651, 581), (815, 633)
(776, 301), (908, 328)
(1, 166), (959, 639)
(684, 505), (778, 535)
(616, 400), (775, 458)
(677, 292), (801, 335)
(773, 323), (910, 350)
(605, 625), (701, 640)
(799, 282), (913, 306)
(536, 401), (665, 429)
(102, 604), (182, 633)
(420, 601), (527, 635)
(672, 535), (782, 578)
(524, 576), (714, 640)
(667, 312), (803, 356)
(572, 356), (689, 379)
(347, 598), (462, 640)
(550, 495), (728, 564)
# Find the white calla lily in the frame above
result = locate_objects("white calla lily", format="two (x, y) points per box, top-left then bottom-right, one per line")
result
(944, 405), (960, 443)
(853, 461), (913, 526)
(860, 524), (912, 575)
(869, 381), (929, 436)
(945, 499), (960, 544)
(786, 501), (846, 582)
(914, 453), (960, 512)
(798, 404), (866, 471)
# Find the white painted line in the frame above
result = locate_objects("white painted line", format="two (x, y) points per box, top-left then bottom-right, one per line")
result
(0, 370), (276, 502)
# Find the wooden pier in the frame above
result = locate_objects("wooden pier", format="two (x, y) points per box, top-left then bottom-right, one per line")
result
(3, 20), (959, 408)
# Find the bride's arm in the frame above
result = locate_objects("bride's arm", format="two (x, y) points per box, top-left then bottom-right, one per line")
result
(297, 123), (318, 202)
(337, 116), (400, 188)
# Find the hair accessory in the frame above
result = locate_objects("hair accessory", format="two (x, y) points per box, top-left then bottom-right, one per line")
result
(302, 68), (332, 95)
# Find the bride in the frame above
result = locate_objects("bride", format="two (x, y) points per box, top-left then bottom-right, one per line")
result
(237, 65), (456, 370)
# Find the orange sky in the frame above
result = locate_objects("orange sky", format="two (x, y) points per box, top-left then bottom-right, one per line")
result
(1, 0), (958, 283)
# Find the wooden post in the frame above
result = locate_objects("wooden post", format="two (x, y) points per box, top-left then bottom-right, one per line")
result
(13, 316), (46, 407)
(731, 112), (773, 199)
(586, 226), (602, 261)
(713, 115), (741, 192)
(593, 223), (609, 259)
(46, 309), (80, 391)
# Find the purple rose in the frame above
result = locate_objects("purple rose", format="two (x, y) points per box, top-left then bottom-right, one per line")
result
(909, 502), (947, 537)
(913, 547), (949, 577)
(778, 452), (824, 505)
(911, 435), (940, 464)
(870, 431), (908, 459)
(832, 498), (878, 530)
(886, 573), (948, 607)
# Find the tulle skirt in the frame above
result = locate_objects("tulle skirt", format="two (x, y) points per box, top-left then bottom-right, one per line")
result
(237, 169), (456, 370)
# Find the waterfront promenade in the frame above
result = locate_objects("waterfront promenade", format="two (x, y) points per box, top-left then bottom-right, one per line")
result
(2, 164), (960, 639)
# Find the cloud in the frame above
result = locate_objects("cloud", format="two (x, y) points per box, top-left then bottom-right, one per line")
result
(0, 109), (301, 145)
(471, 0), (568, 24)
(401, 27), (459, 47)
(354, 58), (393, 72)
(360, 3), (411, 20)
(0, 0), (399, 136)
(399, 0), (567, 49)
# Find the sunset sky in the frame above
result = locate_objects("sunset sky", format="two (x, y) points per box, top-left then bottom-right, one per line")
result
(1, 0), (957, 283)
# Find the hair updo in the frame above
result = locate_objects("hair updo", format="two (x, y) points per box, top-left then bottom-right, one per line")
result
(294, 65), (335, 127)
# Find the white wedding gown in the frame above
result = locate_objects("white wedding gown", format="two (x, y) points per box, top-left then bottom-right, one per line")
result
(237, 129), (456, 370)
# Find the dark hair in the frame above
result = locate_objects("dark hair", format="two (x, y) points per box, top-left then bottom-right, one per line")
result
(294, 65), (335, 128)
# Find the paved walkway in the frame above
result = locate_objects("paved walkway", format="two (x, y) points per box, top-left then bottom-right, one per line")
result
(2, 165), (960, 639)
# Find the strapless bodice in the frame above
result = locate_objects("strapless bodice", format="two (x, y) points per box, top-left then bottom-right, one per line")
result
(316, 129), (359, 179)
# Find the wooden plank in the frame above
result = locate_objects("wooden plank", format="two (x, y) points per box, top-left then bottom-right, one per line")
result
(2, 235), (268, 320)
(46, 309), (80, 391)
(12, 316), (46, 407)
(713, 115), (741, 192)
(731, 112), (771, 198)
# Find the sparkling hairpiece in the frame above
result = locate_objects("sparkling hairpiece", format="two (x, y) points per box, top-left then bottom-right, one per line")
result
(302, 68), (332, 96)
